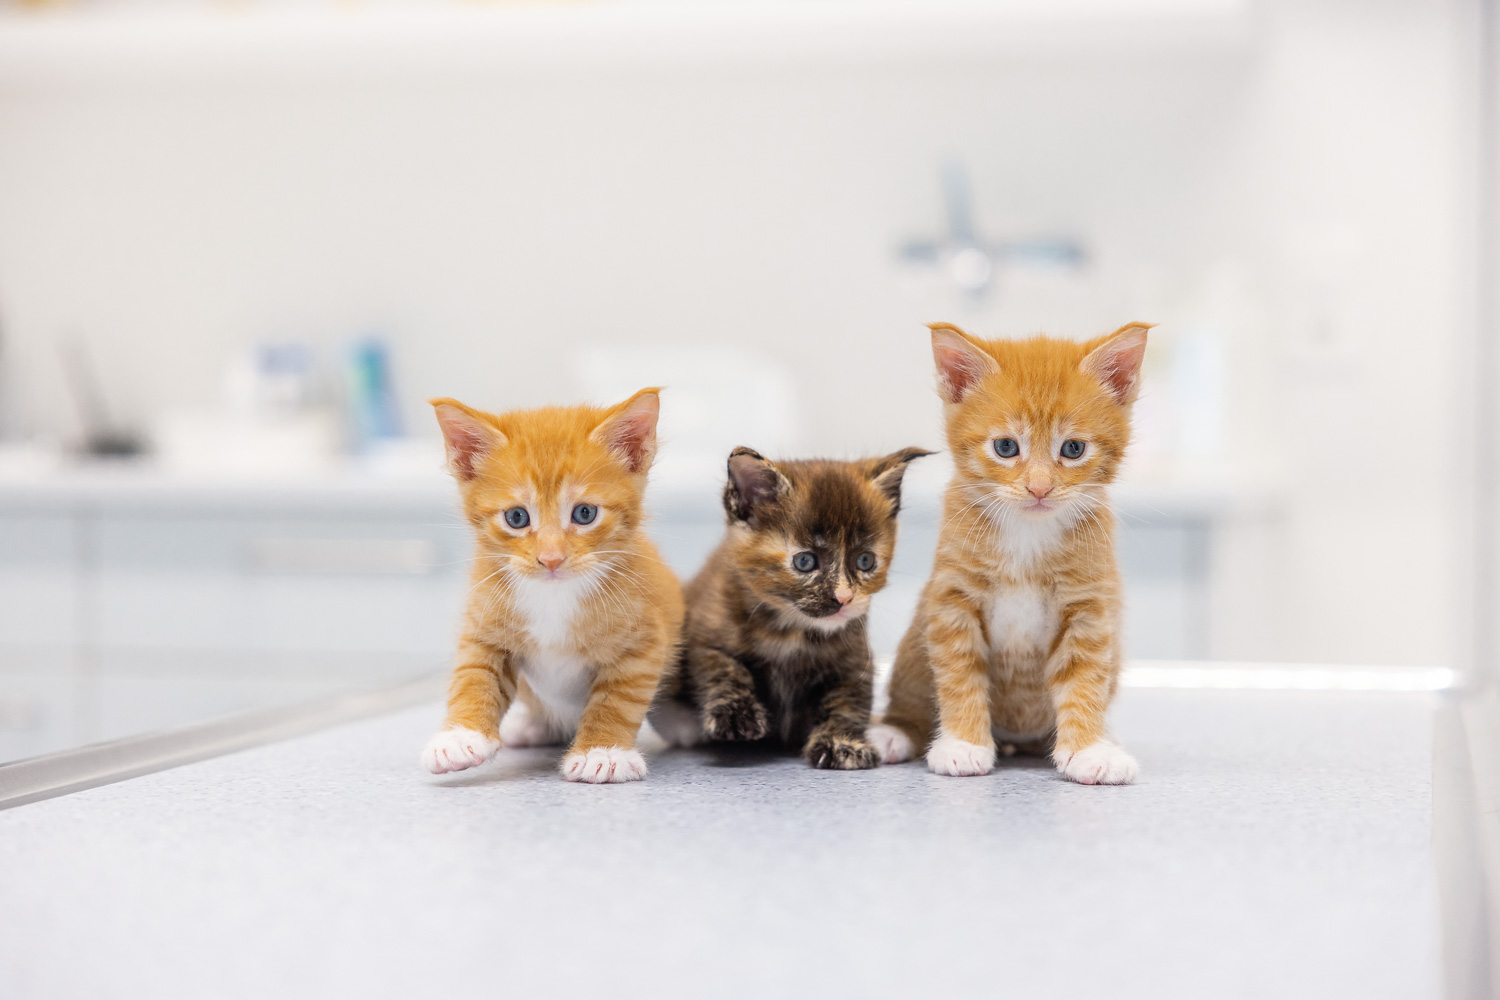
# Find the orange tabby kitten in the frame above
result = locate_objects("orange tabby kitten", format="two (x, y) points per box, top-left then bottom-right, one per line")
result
(870, 322), (1150, 785)
(419, 389), (684, 784)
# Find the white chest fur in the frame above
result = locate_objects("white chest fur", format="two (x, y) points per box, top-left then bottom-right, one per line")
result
(986, 584), (1059, 656)
(509, 574), (592, 648)
(509, 575), (596, 725)
(996, 515), (1070, 568)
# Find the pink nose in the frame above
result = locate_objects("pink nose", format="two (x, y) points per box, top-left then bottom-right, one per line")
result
(1028, 484), (1053, 500)
(834, 587), (854, 606)
(538, 552), (565, 571)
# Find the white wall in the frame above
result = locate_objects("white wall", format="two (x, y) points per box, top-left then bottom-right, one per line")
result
(0, 0), (1471, 667)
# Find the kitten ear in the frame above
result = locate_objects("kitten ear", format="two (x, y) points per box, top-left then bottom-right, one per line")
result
(929, 323), (999, 404)
(430, 398), (506, 481)
(1081, 322), (1152, 405)
(724, 447), (791, 523)
(866, 447), (936, 515)
(591, 387), (661, 474)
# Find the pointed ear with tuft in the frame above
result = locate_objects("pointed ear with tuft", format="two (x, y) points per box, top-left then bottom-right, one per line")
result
(591, 387), (662, 474)
(1081, 322), (1153, 405)
(929, 323), (1000, 404)
(867, 447), (936, 515)
(430, 398), (506, 481)
(724, 447), (791, 523)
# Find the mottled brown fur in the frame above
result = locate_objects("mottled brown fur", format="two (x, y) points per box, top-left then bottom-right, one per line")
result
(652, 446), (930, 769)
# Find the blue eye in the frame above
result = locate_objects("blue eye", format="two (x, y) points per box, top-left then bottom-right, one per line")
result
(571, 503), (598, 525)
(504, 507), (529, 529)
(793, 551), (818, 572)
(994, 438), (1020, 459)
(855, 552), (876, 572)
(1061, 440), (1086, 460)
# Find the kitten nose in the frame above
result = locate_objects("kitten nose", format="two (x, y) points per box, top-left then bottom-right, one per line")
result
(834, 584), (854, 606)
(1027, 481), (1053, 500)
(538, 551), (566, 571)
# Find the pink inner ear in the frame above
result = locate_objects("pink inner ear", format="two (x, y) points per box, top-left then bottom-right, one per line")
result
(1084, 332), (1148, 404)
(435, 410), (493, 480)
(602, 407), (657, 473)
(932, 335), (995, 404)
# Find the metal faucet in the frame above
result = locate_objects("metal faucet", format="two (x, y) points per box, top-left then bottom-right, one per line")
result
(898, 162), (1087, 303)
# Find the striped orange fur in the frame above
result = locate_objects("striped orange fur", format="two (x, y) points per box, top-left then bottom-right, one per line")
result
(870, 322), (1149, 785)
(419, 389), (684, 784)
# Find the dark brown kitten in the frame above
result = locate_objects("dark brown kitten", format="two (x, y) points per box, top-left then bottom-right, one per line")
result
(650, 445), (931, 769)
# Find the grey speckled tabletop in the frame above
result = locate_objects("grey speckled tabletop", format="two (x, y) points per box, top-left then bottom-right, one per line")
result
(0, 689), (1441, 999)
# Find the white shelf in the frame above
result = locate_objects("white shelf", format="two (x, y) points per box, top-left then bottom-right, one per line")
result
(0, 0), (1254, 77)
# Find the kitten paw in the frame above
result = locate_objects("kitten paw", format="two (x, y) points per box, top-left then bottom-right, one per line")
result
(865, 723), (915, 764)
(926, 735), (995, 777)
(561, 746), (648, 784)
(499, 701), (558, 748)
(804, 733), (880, 770)
(702, 694), (769, 741)
(421, 727), (500, 774)
(1054, 741), (1138, 785)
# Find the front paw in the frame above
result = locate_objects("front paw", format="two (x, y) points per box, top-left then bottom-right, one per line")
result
(1054, 741), (1138, 785)
(804, 733), (880, 770)
(865, 723), (915, 764)
(926, 734), (995, 777)
(561, 746), (648, 784)
(702, 693), (769, 741)
(421, 727), (500, 774)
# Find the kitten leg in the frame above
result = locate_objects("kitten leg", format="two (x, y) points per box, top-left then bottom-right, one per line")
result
(498, 681), (563, 748)
(923, 587), (997, 777)
(874, 610), (941, 762)
(687, 647), (769, 742)
(422, 638), (515, 774)
(804, 667), (879, 770)
(1046, 617), (1137, 786)
(562, 639), (669, 784)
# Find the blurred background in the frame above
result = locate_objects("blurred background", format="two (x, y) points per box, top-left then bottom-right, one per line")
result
(0, 0), (1487, 762)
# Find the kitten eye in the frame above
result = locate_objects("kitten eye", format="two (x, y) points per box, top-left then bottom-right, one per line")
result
(792, 551), (819, 573)
(1060, 440), (1086, 460)
(855, 552), (876, 572)
(571, 503), (598, 525)
(503, 507), (530, 529)
(994, 437), (1020, 459)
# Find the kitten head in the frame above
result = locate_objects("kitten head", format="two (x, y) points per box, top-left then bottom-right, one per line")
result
(431, 388), (661, 586)
(722, 446), (932, 634)
(929, 321), (1150, 530)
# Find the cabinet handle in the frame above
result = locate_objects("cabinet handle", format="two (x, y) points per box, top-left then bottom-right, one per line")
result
(246, 539), (437, 575)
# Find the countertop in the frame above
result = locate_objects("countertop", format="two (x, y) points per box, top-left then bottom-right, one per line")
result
(0, 456), (1271, 520)
(0, 686), (1443, 999)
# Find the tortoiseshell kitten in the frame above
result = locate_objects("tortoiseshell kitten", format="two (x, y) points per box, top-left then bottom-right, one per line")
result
(650, 445), (931, 769)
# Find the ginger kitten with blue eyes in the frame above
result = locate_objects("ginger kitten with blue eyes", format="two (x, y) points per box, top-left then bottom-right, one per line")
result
(420, 389), (683, 784)
(870, 322), (1150, 785)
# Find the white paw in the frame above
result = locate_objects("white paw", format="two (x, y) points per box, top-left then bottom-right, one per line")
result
(499, 701), (558, 748)
(421, 727), (500, 774)
(648, 699), (702, 748)
(865, 723), (915, 764)
(561, 746), (648, 784)
(1055, 740), (1138, 785)
(926, 734), (995, 777)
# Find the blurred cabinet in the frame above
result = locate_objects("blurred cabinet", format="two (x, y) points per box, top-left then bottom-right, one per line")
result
(0, 474), (473, 762)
